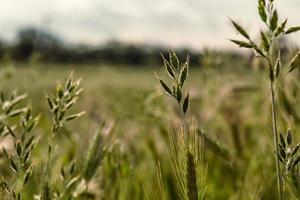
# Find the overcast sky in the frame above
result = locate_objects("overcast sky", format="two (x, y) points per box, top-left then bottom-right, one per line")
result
(0, 0), (300, 49)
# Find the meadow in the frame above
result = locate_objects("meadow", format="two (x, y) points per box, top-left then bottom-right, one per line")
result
(1, 0), (300, 199)
(0, 61), (299, 199)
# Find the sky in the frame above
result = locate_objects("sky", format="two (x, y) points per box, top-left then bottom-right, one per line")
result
(0, 0), (300, 49)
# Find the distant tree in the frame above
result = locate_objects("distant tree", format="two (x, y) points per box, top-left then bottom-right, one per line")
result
(7, 28), (205, 66)
(12, 28), (63, 61)
(0, 39), (7, 59)
(123, 45), (147, 65)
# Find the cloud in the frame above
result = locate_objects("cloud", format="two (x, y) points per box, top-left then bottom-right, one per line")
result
(0, 0), (299, 49)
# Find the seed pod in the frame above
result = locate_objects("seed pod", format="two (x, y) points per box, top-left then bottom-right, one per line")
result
(159, 79), (172, 95)
(58, 111), (65, 121)
(179, 57), (189, 88)
(23, 166), (32, 185)
(165, 63), (175, 79)
(52, 125), (59, 134)
(48, 144), (52, 155)
(53, 106), (59, 115)
(169, 50), (180, 70)
(287, 51), (300, 73)
(0, 92), (4, 103)
(25, 136), (35, 150)
(9, 158), (18, 173)
(286, 158), (293, 172)
(274, 52), (281, 78)
(260, 31), (270, 52)
(0, 125), (4, 135)
(162, 54), (175, 79)
(175, 85), (182, 103)
(25, 108), (31, 121)
(182, 93), (190, 114)
(20, 116), (27, 129)
(8, 93), (27, 110)
(23, 150), (31, 164)
(279, 132), (286, 148)
(74, 88), (83, 96)
(65, 112), (85, 121)
(69, 161), (76, 175)
(65, 75), (73, 90)
(292, 156), (300, 168)
(75, 79), (82, 88)
(291, 144), (300, 157)
(46, 95), (54, 110)
(16, 141), (22, 157)
(258, 0), (267, 22)
(66, 101), (76, 109)
(269, 67), (274, 82)
(8, 109), (24, 118)
(57, 85), (64, 99)
(26, 120), (37, 133)
(231, 20), (250, 39)
(230, 40), (253, 48)
(279, 148), (286, 159)
(60, 167), (66, 179)
(270, 10), (278, 31)
(286, 26), (300, 35)
(286, 129), (293, 145)
(274, 19), (288, 37)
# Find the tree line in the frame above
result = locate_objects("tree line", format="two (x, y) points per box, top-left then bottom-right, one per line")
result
(0, 27), (245, 67)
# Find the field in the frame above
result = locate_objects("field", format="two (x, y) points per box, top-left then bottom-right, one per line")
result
(2, 0), (300, 199)
(1, 62), (300, 199)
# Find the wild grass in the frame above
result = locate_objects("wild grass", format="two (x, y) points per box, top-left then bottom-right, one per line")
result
(230, 0), (300, 198)
(0, 72), (117, 199)
(0, 56), (299, 199)
(0, 1), (300, 199)
(153, 50), (206, 200)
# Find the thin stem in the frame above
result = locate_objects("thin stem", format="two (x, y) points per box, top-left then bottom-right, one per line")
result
(178, 101), (187, 137)
(45, 124), (60, 180)
(264, 29), (283, 199)
(270, 81), (283, 200)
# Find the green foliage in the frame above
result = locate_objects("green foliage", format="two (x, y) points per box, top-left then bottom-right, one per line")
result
(231, 0), (300, 199)
(153, 50), (206, 200)
(83, 124), (112, 183)
(0, 89), (39, 199)
(0, 177), (11, 200)
(1, 61), (300, 199)
(278, 129), (300, 173)
(1, 1), (300, 199)
(45, 73), (84, 136)
(0, 91), (27, 137)
(168, 122), (206, 200)
(287, 52), (300, 73)
(156, 50), (190, 114)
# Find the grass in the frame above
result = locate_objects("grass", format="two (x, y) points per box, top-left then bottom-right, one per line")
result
(230, 0), (300, 198)
(0, 61), (296, 199)
(1, 7), (300, 196)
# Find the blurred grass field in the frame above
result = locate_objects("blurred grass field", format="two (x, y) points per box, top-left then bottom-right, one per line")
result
(1, 63), (300, 199)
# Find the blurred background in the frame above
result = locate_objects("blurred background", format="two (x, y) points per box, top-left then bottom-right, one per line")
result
(1, 1), (300, 199)
(0, 0), (299, 66)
